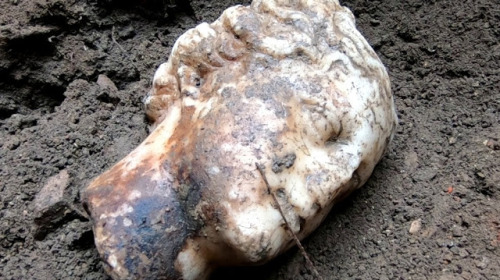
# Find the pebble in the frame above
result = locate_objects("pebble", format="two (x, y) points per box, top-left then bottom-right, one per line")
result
(451, 225), (463, 237)
(483, 139), (499, 150)
(33, 169), (70, 214)
(458, 248), (469, 258)
(476, 172), (486, 179)
(409, 219), (422, 234)
(32, 170), (77, 240)
(475, 256), (489, 269)
(97, 74), (118, 92)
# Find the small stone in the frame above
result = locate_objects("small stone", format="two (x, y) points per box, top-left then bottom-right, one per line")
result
(32, 170), (78, 240)
(97, 74), (118, 92)
(449, 246), (459, 255)
(475, 256), (489, 269)
(458, 248), (469, 257)
(33, 170), (70, 214)
(451, 225), (463, 237)
(483, 139), (499, 150)
(443, 253), (453, 262)
(448, 137), (457, 145)
(96, 75), (121, 105)
(409, 219), (422, 234)
(369, 19), (381, 26)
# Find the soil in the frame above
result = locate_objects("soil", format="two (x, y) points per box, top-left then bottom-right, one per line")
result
(0, 0), (499, 279)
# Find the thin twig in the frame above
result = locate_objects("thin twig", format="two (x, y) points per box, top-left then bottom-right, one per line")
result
(111, 25), (126, 53)
(111, 26), (139, 72)
(255, 163), (324, 280)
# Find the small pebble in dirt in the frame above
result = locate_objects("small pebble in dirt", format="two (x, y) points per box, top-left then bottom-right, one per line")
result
(33, 169), (70, 214)
(97, 74), (118, 92)
(409, 219), (422, 234)
(32, 170), (82, 240)
(96, 75), (121, 105)
(475, 256), (489, 269)
(451, 225), (463, 237)
(458, 248), (469, 258)
(483, 139), (499, 150)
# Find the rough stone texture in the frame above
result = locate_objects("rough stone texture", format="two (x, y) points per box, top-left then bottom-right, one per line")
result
(0, 0), (499, 279)
(33, 170), (70, 214)
(32, 169), (75, 240)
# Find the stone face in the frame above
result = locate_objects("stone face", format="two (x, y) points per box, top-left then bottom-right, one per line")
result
(82, 0), (398, 279)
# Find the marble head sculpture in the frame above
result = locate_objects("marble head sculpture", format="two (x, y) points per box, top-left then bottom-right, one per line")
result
(82, 0), (397, 279)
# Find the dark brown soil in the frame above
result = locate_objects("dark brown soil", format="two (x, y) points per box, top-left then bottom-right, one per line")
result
(1, 0), (499, 279)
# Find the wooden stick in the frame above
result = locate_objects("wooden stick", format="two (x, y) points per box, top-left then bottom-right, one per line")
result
(255, 163), (324, 280)
(111, 26), (139, 71)
(111, 26), (127, 53)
